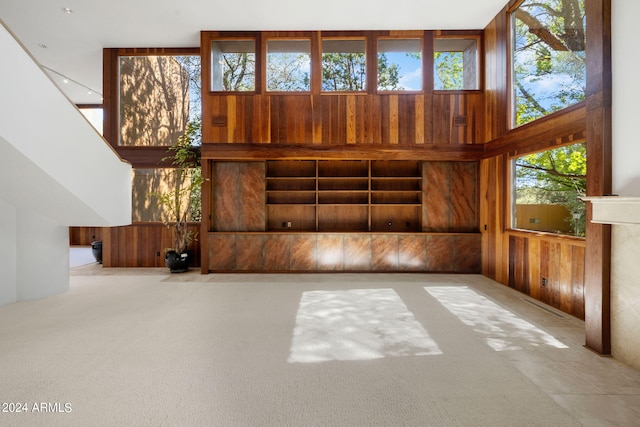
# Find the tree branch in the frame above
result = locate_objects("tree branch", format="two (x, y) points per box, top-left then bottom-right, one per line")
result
(515, 9), (569, 51)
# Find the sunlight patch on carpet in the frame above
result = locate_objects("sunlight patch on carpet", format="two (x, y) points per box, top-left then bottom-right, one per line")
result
(425, 286), (568, 351)
(288, 288), (442, 363)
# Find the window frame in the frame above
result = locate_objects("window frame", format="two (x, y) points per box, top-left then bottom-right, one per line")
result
(116, 52), (201, 148)
(264, 37), (313, 94)
(508, 0), (587, 129)
(433, 35), (482, 92)
(320, 36), (369, 94)
(210, 37), (258, 94)
(508, 140), (587, 238)
(375, 36), (424, 94)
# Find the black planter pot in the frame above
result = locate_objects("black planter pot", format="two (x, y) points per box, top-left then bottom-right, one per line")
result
(91, 241), (103, 264)
(165, 250), (190, 273)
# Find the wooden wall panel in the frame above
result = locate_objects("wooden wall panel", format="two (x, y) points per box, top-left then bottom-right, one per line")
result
(505, 234), (585, 319)
(69, 227), (102, 246)
(263, 234), (291, 271)
(479, 152), (586, 319)
(203, 93), (485, 146)
(317, 234), (345, 270)
(207, 232), (480, 273)
(483, 5), (509, 142)
(102, 223), (201, 268)
(290, 235), (317, 271)
(422, 161), (479, 232)
(236, 235), (263, 271)
(207, 234), (235, 271)
(211, 162), (265, 232)
(399, 235), (427, 271)
(344, 234), (372, 270)
(454, 235), (482, 273)
(372, 235), (399, 271)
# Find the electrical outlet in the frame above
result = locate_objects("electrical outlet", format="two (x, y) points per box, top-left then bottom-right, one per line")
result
(287, 221), (292, 228)
(541, 277), (547, 286)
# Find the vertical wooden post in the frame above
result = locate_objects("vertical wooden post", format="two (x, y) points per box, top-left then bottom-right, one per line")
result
(584, 0), (612, 354)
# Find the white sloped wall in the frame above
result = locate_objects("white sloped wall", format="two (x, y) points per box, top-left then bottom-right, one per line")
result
(0, 22), (132, 305)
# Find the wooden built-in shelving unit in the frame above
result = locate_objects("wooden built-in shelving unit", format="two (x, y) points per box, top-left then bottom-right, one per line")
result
(266, 160), (422, 233)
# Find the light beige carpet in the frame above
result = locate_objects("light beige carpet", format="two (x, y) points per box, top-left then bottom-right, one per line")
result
(1, 268), (640, 426)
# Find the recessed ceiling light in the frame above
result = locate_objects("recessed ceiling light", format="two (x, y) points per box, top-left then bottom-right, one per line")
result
(62, 7), (73, 14)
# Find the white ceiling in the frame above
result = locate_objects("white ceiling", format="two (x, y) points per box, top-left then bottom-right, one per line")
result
(0, 0), (506, 104)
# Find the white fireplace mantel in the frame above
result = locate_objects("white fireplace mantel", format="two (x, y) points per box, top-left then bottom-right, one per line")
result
(582, 196), (640, 225)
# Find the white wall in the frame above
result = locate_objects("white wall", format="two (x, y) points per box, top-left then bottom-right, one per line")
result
(16, 209), (70, 301)
(610, 1), (640, 371)
(0, 22), (132, 305)
(0, 197), (17, 306)
(612, 1), (640, 196)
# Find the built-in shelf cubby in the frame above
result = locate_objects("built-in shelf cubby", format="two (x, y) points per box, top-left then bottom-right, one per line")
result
(266, 159), (422, 232)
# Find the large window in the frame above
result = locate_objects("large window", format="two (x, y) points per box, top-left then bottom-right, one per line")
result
(511, 0), (586, 127)
(119, 55), (200, 146)
(132, 168), (201, 223)
(322, 38), (367, 92)
(512, 142), (586, 236)
(266, 39), (311, 92)
(211, 39), (256, 92)
(377, 38), (422, 91)
(434, 37), (479, 90)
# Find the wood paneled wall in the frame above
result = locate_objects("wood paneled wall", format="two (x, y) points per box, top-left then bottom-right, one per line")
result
(479, 152), (586, 320)
(479, 2), (590, 320)
(69, 227), (102, 246)
(204, 93), (486, 145)
(201, 30), (486, 146)
(102, 223), (201, 268)
(423, 161), (478, 232)
(508, 233), (585, 319)
(210, 162), (265, 231)
(207, 232), (480, 273)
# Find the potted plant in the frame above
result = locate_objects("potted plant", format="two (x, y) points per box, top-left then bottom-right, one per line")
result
(153, 117), (204, 272)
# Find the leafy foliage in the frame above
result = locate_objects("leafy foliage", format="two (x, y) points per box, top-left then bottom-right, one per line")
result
(376, 54), (402, 90)
(153, 117), (204, 253)
(434, 52), (463, 90)
(267, 52), (310, 91)
(222, 53), (255, 91)
(515, 142), (586, 236)
(322, 52), (367, 91)
(513, 0), (586, 126)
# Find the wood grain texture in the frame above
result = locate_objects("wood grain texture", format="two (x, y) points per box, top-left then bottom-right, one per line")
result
(236, 235), (264, 271)
(398, 235), (427, 271)
(317, 234), (345, 270)
(344, 234), (372, 270)
(69, 227), (102, 246)
(425, 235), (455, 272)
(207, 234), (235, 271)
(371, 235), (399, 271)
(203, 93), (485, 146)
(206, 232), (479, 273)
(211, 162), (265, 232)
(422, 161), (479, 232)
(263, 234), (290, 271)
(506, 234), (585, 320)
(290, 235), (317, 271)
(454, 235), (482, 273)
(102, 223), (201, 268)
(584, 0), (612, 355)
